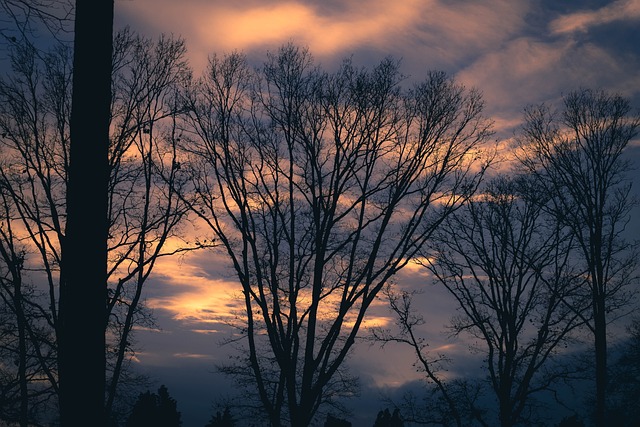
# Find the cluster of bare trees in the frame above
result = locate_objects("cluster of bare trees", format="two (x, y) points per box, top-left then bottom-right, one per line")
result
(377, 90), (639, 427)
(1, 6), (638, 426)
(174, 49), (639, 426)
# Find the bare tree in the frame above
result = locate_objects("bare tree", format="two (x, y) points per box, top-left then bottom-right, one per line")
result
(517, 89), (640, 427)
(103, 28), (202, 421)
(422, 175), (587, 427)
(1, 0), (72, 44)
(0, 41), (70, 426)
(374, 285), (488, 427)
(180, 44), (492, 426)
(0, 187), (58, 426)
(0, 30), (198, 426)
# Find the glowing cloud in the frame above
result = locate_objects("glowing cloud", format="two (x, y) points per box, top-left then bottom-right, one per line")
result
(196, 0), (423, 56)
(549, 0), (640, 34)
(116, 0), (529, 74)
(146, 253), (243, 327)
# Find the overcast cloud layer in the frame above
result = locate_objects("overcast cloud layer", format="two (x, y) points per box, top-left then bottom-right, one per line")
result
(110, 1), (640, 426)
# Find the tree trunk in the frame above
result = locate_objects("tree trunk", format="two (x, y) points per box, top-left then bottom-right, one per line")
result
(14, 273), (28, 427)
(498, 387), (512, 427)
(594, 289), (607, 427)
(58, 0), (113, 425)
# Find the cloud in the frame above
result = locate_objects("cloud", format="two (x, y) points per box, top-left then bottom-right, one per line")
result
(115, 0), (529, 73)
(549, 0), (640, 34)
(454, 36), (640, 141)
(116, 0), (425, 72)
(145, 251), (244, 326)
(201, 1), (421, 56)
(172, 352), (215, 359)
(147, 246), (399, 335)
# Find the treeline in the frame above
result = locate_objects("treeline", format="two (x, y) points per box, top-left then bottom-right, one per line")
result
(0, 28), (638, 427)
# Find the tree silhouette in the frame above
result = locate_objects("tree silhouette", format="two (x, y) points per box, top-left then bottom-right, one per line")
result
(0, 203), (31, 426)
(324, 414), (352, 427)
(518, 89), (640, 427)
(103, 28), (198, 421)
(373, 408), (403, 427)
(0, 41), (68, 426)
(0, 0), (71, 43)
(126, 391), (158, 427)
(424, 175), (586, 427)
(181, 44), (492, 426)
(126, 385), (182, 427)
(204, 407), (236, 427)
(375, 289), (488, 427)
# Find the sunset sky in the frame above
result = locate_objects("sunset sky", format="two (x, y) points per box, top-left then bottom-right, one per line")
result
(108, 1), (640, 426)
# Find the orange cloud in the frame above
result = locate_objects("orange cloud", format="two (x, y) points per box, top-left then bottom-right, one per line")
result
(148, 249), (396, 332)
(116, 0), (529, 74)
(549, 0), (640, 34)
(196, 0), (423, 56)
(147, 253), (243, 326)
(400, 257), (434, 277)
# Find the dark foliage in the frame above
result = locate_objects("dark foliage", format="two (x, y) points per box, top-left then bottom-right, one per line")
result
(373, 408), (404, 427)
(205, 407), (236, 427)
(324, 414), (352, 427)
(126, 385), (182, 427)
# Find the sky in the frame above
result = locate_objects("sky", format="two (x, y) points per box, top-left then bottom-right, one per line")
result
(106, 1), (640, 426)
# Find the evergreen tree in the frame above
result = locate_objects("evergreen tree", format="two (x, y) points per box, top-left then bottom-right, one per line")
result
(127, 391), (158, 427)
(204, 407), (235, 427)
(157, 385), (182, 427)
(373, 408), (403, 427)
(126, 385), (182, 427)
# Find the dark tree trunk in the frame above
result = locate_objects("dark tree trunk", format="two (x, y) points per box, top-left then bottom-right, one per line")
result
(13, 270), (28, 427)
(594, 289), (607, 427)
(58, 0), (113, 425)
